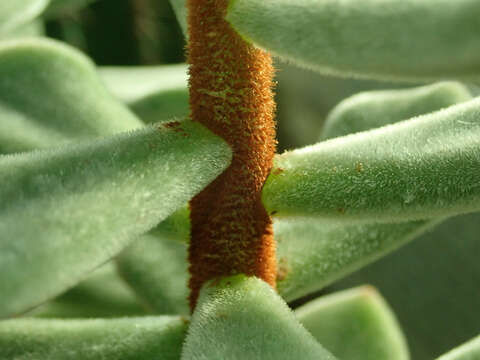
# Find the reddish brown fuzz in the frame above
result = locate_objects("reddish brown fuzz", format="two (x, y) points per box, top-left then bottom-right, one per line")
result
(187, 0), (277, 309)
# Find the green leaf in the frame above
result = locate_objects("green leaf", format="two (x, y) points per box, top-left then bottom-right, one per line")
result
(0, 120), (231, 318)
(0, 0), (49, 34)
(226, 0), (480, 81)
(32, 263), (148, 318)
(0, 20), (45, 40)
(182, 275), (336, 360)
(437, 335), (480, 360)
(0, 39), (142, 154)
(263, 97), (480, 222)
(44, 0), (98, 17)
(168, 0), (188, 37)
(296, 286), (409, 360)
(322, 82), (472, 140)
(275, 218), (436, 302)
(0, 316), (187, 360)
(334, 212), (480, 359)
(99, 65), (189, 124)
(116, 233), (190, 315)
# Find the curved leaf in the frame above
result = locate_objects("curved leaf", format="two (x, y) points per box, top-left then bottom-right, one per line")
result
(334, 212), (480, 359)
(0, 20), (45, 40)
(296, 286), (409, 360)
(0, 39), (142, 154)
(322, 82), (472, 140)
(117, 233), (189, 315)
(0, 316), (187, 360)
(32, 263), (148, 318)
(263, 97), (480, 222)
(275, 217), (435, 302)
(169, 0), (188, 37)
(0, 120), (231, 317)
(0, 0), (49, 34)
(437, 335), (480, 360)
(226, 0), (480, 81)
(182, 275), (336, 360)
(99, 65), (189, 124)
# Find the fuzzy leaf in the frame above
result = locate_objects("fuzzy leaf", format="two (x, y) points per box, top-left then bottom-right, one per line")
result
(263, 97), (480, 222)
(334, 212), (480, 359)
(0, 120), (232, 318)
(437, 335), (480, 360)
(0, 316), (187, 360)
(32, 263), (148, 318)
(275, 218), (435, 302)
(0, 0), (49, 34)
(322, 82), (472, 140)
(182, 275), (336, 360)
(169, 0), (188, 37)
(0, 39), (142, 154)
(116, 233), (189, 315)
(99, 65), (189, 124)
(226, 0), (480, 81)
(0, 20), (45, 40)
(296, 286), (409, 360)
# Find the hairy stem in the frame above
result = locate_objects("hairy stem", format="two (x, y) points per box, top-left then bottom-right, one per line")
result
(187, 0), (277, 309)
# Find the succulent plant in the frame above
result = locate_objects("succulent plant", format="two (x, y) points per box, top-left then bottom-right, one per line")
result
(1, 0), (480, 359)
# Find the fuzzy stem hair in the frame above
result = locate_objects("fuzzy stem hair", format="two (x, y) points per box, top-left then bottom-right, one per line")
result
(187, 0), (277, 309)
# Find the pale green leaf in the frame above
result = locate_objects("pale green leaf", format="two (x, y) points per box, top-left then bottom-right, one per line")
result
(169, 0), (188, 37)
(32, 263), (148, 318)
(117, 233), (189, 315)
(181, 275), (336, 360)
(0, 39), (142, 154)
(263, 97), (480, 222)
(334, 212), (480, 359)
(322, 82), (472, 140)
(437, 335), (480, 360)
(0, 316), (187, 360)
(99, 65), (189, 124)
(226, 0), (480, 81)
(275, 217), (435, 302)
(296, 286), (409, 360)
(0, 0), (49, 34)
(0, 120), (231, 318)
(0, 20), (45, 40)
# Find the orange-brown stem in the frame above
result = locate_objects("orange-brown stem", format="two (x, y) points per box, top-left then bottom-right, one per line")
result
(187, 0), (277, 309)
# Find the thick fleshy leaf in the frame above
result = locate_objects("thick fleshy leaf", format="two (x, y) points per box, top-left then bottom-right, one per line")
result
(275, 217), (435, 302)
(334, 212), (480, 359)
(0, 39), (142, 154)
(437, 335), (480, 360)
(322, 82), (472, 140)
(169, 0), (188, 37)
(99, 65), (189, 124)
(116, 233), (189, 315)
(226, 0), (480, 81)
(0, 316), (187, 360)
(182, 275), (336, 360)
(0, 20), (45, 40)
(0, 0), (48, 34)
(0, 120), (231, 317)
(296, 286), (409, 360)
(263, 97), (480, 222)
(32, 263), (148, 318)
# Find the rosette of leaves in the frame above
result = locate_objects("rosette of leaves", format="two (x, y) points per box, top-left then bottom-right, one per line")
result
(1, 0), (480, 359)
